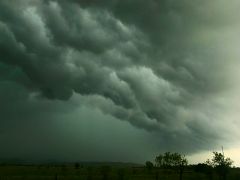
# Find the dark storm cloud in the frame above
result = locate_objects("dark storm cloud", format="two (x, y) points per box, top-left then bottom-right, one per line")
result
(0, 0), (239, 158)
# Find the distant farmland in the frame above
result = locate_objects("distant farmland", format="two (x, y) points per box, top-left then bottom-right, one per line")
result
(0, 163), (240, 180)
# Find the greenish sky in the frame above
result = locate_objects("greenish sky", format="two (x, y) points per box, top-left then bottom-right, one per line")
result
(0, 0), (240, 166)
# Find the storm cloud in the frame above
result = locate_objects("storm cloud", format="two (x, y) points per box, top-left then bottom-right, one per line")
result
(1, 0), (240, 161)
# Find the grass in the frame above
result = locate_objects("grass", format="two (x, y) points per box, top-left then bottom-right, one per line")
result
(0, 164), (239, 180)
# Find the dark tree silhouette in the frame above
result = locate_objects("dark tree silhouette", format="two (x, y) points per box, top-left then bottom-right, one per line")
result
(155, 152), (188, 180)
(206, 151), (233, 180)
(145, 161), (154, 172)
(194, 163), (213, 180)
(155, 154), (163, 167)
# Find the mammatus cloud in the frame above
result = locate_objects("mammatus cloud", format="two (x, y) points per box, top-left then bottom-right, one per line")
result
(0, 0), (240, 160)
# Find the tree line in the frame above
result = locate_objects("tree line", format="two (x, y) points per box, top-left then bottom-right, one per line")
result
(145, 151), (234, 180)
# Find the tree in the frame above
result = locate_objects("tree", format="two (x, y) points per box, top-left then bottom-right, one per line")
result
(155, 154), (163, 167)
(155, 152), (188, 180)
(145, 161), (154, 172)
(206, 151), (233, 180)
(194, 163), (213, 180)
(155, 152), (187, 168)
(171, 153), (188, 180)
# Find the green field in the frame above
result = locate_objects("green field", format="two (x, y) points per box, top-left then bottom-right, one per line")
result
(0, 164), (239, 180)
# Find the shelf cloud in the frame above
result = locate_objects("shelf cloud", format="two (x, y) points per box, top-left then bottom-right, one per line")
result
(0, 0), (240, 161)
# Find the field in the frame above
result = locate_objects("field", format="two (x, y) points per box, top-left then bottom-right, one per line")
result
(0, 164), (240, 180)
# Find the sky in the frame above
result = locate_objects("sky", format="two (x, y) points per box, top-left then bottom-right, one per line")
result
(0, 0), (240, 166)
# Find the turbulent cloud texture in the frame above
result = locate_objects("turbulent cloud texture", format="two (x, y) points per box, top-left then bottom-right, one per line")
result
(1, 0), (240, 161)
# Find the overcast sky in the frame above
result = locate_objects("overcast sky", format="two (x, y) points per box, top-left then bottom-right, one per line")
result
(1, 0), (240, 165)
